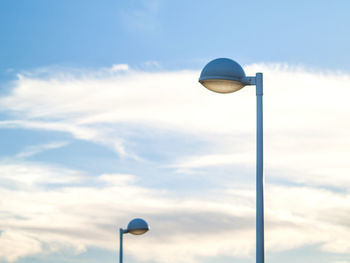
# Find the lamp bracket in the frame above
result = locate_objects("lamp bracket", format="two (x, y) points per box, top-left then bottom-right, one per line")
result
(121, 228), (129, 234)
(242, 76), (256, 85)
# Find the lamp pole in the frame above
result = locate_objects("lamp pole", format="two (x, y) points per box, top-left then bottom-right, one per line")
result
(119, 218), (149, 263)
(199, 58), (264, 263)
(256, 72), (264, 263)
(120, 228), (125, 263)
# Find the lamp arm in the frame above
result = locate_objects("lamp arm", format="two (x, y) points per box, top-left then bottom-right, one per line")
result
(242, 76), (256, 85)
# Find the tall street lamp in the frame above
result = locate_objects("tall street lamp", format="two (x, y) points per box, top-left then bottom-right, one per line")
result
(199, 58), (264, 263)
(119, 218), (149, 263)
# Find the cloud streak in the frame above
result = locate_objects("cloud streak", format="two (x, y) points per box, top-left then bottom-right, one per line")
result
(16, 141), (69, 158)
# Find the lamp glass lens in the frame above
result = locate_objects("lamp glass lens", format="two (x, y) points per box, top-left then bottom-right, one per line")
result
(129, 228), (148, 235)
(200, 79), (244, 93)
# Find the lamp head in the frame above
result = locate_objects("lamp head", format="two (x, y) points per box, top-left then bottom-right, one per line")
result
(127, 218), (149, 235)
(199, 58), (247, 93)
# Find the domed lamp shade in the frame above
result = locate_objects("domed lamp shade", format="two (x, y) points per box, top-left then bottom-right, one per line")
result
(127, 218), (149, 235)
(199, 58), (247, 93)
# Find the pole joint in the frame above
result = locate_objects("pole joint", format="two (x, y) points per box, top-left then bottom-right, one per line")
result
(256, 73), (263, 96)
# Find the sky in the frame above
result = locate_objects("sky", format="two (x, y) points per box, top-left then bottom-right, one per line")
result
(1, 0), (350, 263)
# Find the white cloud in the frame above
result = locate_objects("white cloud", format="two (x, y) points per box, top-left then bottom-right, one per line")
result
(170, 153), (253, 169)
(0, 231), (42, 262)
(1, 64), (350, 261)
(0, 161), (84, 188)
(1, 161), (350, 262)
(111, 64), (129, 72)
(2, 64), (350, 185)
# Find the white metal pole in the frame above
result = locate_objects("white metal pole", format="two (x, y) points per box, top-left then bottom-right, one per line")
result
(256, 72), (264, 263)
(120, 228), (123, 263)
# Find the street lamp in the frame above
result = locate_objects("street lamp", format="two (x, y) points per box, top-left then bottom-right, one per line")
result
(119, 218), (149, 263)
(199, 58), (264, 263)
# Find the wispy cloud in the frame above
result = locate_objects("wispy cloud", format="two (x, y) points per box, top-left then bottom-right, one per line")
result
(0, 161), (84, 188)
(119, 0), (162, 32)
(1, 64), (350, 188)
(16, 141), (69, 158)
(169, 153), (253, 169)
(111, 64), (129, 72)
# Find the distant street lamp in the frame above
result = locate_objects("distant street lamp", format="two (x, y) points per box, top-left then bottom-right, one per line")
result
(199, 58), (264, 263)
(119, 218), (149, 263)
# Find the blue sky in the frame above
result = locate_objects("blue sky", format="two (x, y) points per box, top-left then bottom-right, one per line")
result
(2, 0), (350, 72)
(1, 1), (350, 263)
